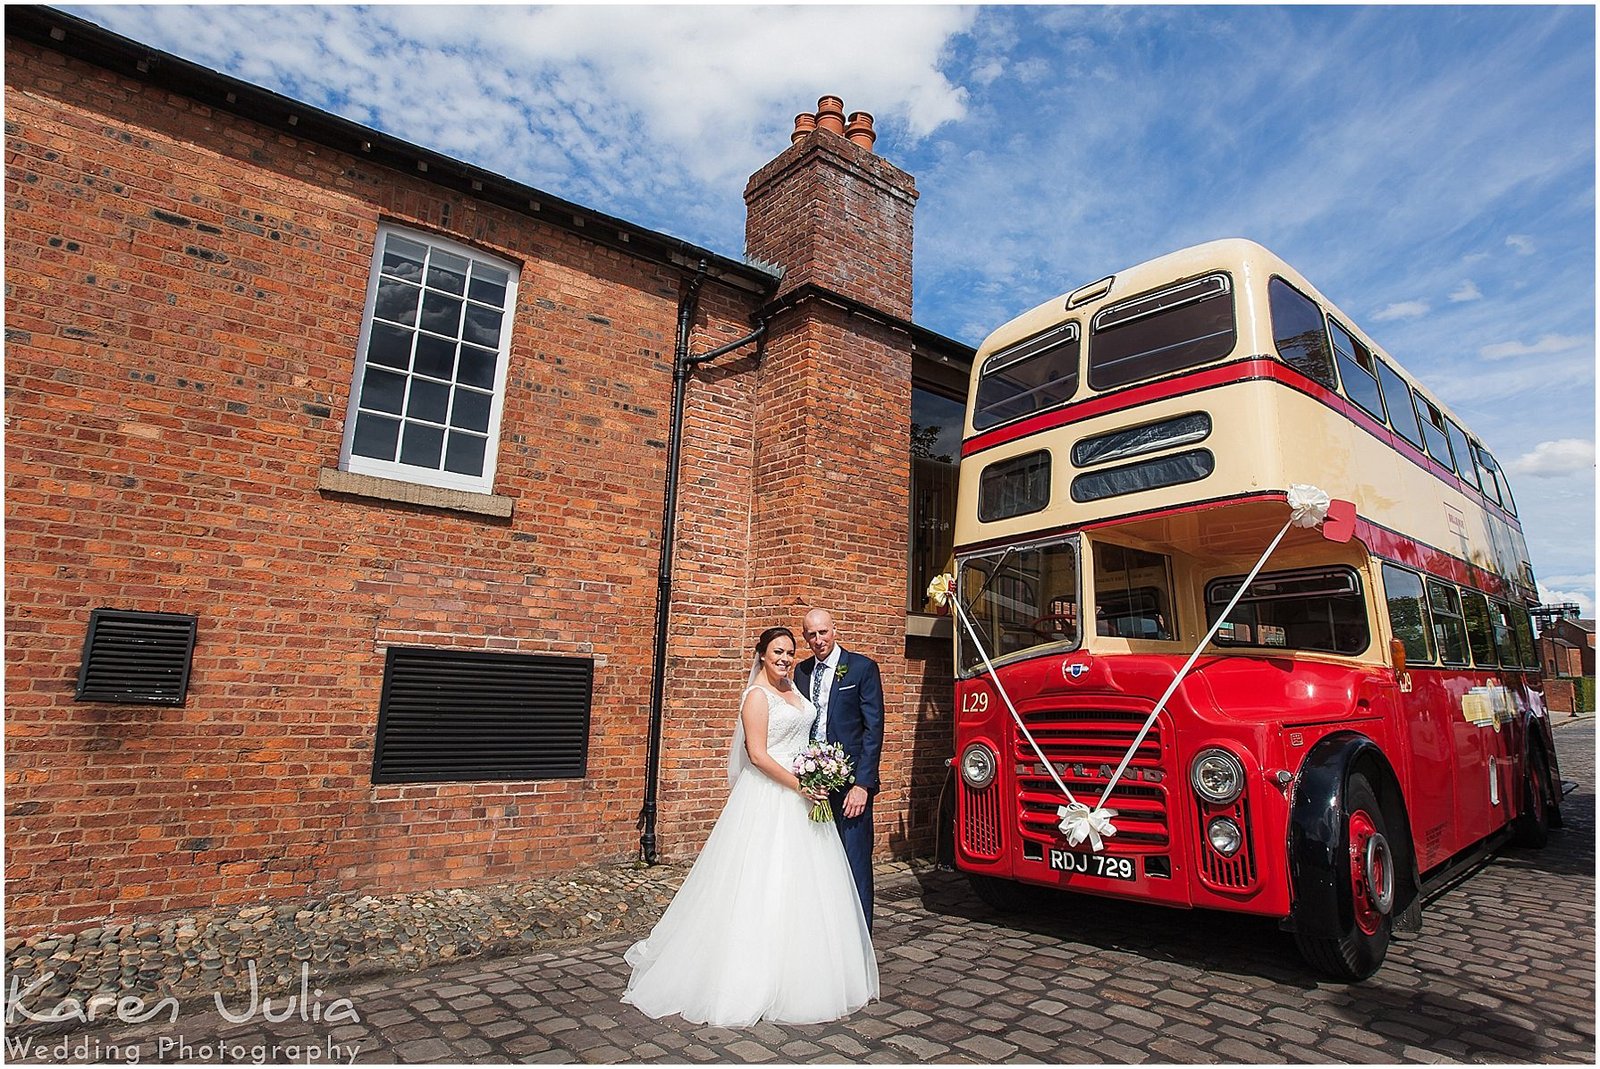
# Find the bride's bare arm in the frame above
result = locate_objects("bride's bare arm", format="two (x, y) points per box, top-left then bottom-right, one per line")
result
(740, 691), (815, 797)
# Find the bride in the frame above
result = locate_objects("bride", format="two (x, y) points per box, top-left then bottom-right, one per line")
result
(621, 626), (879, 1027)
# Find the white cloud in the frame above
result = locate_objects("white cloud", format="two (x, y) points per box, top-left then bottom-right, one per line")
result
(1449, 280), (1482, 302)
(66, 3), (977, 247)
(1373, 301), (1430, 322)
(1536, 582), (1595, 619)
(1506, 234), (1536, 255)
(1507, 439), (1596, 478)
(1478, 333), (1588, 360)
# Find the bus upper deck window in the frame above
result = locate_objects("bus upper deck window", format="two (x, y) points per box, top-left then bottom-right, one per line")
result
(1269, 278), (1338, 390)
(1445, 418), (1480, 492)
(973, 323), (1080, 431)
(1327, 317), (1384, 419)
(1088, 274), (1236, 391)
(1374, 359), (1426, 449)
(1416, 394), (1456, 468)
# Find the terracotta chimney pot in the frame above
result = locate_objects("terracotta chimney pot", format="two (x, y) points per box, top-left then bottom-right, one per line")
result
(845, 111), (876, 151)
(791, 113), (817, 143)
(815, 95), (846, 136)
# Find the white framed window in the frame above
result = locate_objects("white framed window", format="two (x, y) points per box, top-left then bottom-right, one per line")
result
(341, 224), (519, 494)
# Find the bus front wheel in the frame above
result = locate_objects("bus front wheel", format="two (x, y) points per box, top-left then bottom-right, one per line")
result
(1294, 772), (1393, 981)
(967, 872), (1049, 913)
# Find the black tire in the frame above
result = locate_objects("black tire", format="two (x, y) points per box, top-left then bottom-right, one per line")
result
(967, 872), (1048, 913)
(1294, 771), (1393, 981)
(1512, 744), (1552, 848)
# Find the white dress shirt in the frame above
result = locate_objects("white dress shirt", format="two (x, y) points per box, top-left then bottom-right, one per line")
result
(810, 648), (842, 742)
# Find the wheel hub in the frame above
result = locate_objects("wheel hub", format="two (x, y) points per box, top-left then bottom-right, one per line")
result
(1348, 811), (1393, 934)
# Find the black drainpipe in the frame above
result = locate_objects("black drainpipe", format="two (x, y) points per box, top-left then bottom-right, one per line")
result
(639, 263), (767, 864)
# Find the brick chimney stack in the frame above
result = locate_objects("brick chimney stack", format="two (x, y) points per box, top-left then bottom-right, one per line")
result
(739, 96), (917, 734)
(745, 95), (917, 318)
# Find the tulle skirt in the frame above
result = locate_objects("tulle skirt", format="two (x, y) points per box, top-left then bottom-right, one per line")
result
(621, 767), (879, 1027)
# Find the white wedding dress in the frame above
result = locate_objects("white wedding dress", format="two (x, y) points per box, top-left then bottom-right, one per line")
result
(621, 683), (878, 1027)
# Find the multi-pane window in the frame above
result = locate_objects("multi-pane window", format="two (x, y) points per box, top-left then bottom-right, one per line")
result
(343, 225), (519, 493)
(1088, 274), (1236, 391)
(1415, 394), (1456, 469)
(909, 386), (963, 612)
(1426, 579), (1470, 665)
(1460, 589), (1497, 666)
(1327, 318), (1385, 420)
(973, 323), (1079, 431)
(1374, 359), (1425, 449)
(1445, 418), (1479, 491)
(978, 449), (1051, 521)
(1269, 278), (1338, 390)
(1381, 564), (1433, 664)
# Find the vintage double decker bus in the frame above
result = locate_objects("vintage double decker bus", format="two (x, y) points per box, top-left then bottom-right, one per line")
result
(947, 238), (1562, 980)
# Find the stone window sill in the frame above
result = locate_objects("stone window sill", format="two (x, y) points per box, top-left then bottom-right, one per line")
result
(317, 467), (514, 519)
(906, 613), (952, 640)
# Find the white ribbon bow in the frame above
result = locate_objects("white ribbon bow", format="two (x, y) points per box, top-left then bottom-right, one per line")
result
(1286, 483), (1332, 528)
(1057, 802), (1118, 851)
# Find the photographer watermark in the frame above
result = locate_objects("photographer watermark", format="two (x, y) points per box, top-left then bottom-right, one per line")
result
(5, 1034), (360, 1065)
(6, 960), (361, 1063)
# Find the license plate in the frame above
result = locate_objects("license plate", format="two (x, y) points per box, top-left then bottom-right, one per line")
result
(1047, 848), (1135, 881)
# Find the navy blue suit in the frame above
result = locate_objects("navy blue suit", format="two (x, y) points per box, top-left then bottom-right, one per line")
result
(796, 648), (884, 928)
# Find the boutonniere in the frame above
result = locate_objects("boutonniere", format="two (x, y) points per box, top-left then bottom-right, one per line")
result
(835, 662), (849, 681)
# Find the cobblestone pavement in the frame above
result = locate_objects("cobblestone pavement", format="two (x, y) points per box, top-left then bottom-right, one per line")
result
(9, 719), (1592, 1064)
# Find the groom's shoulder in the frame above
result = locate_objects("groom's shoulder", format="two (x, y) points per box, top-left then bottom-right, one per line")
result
(846, 649), (881, 671)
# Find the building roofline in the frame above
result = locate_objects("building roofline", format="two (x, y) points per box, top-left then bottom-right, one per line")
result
(6, 5), (780, 296)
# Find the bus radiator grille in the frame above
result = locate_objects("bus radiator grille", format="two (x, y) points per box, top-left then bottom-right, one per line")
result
(1013, 708), (1171, 848)
(1196, 796), (1257, 890)
(961, 782), (1003, 859)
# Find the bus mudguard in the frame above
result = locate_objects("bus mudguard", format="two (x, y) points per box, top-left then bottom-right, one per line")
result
(1286, 731), (1419, 937)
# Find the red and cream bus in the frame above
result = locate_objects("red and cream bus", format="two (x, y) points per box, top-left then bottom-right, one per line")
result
(946, 238), (1562, 980)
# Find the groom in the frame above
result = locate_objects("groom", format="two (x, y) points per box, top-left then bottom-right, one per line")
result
(797, 608), (884, 929)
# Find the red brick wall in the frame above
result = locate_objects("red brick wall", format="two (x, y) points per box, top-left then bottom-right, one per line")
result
(3, 40), (765, 932)
(744, 131), (918, 318)
(4, 38), (957, 933)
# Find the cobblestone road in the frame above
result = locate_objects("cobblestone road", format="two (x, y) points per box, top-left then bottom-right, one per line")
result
(10, 720), (1593, 1064)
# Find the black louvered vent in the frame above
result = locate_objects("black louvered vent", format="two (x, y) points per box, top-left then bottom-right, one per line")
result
(75, 608), (198, 705)
(373, 646), (593, 784)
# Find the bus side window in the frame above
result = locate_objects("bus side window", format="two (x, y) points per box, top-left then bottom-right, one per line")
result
(1380, 563), (1434, 664)
(1508, 604), (1539, 669)
(1415, 394), (1456, 469)
(1460, 589), (1497, 666)
(1425, 579), (1470, 665)
(1268, 277), (1337, 390)
(1474, 446), (1517, 516)
(1445, 417), (1480, 492)
(1374, 359), (1426, 449)
(978, 449), (1051, 521)
(1471, 444), (1503, 507)
(1205, 566), (1367, 655)
(1487, 599), (1520, 667)
(1327, 317), (1384, 420)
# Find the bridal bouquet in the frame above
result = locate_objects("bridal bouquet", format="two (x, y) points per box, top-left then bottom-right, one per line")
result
(792, 742), (855, 823)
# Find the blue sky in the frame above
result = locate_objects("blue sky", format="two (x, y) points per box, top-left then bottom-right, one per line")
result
(68, 4), (1597, 614)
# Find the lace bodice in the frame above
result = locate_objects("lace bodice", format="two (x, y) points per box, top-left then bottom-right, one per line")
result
(747, 685), (816, 766)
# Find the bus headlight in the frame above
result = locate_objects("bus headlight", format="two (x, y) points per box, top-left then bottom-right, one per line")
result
(1190, 748), (1245, 804)
(960, 743), (997, 789)
(1207, 817), (1243, 857)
